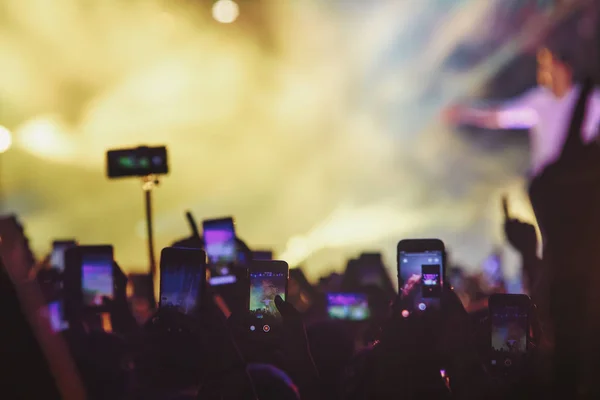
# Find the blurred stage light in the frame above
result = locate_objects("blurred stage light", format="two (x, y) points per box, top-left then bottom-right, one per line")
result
(212, 0), (239, 24)
(15, 116), (74, 161)
(0, 126), (12, 153)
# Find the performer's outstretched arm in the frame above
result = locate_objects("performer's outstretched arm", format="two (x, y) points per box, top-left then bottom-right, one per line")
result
(446, 87), (541, 130)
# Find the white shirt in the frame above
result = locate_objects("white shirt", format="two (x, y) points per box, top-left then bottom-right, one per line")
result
(496, 85), (600, 176)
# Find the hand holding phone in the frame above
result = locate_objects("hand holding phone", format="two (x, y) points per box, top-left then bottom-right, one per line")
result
(64, 245), (115, 316)
(397, 239), (445, 313)
(203, 217), (237, 286)
(159, 247), (207, 315)
(81, 248), (114, 306)
(248, 260), (289, 333)
(489, 294), (531, 373)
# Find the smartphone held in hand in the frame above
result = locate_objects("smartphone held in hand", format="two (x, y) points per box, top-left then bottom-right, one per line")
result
(489, 294), (531, 373)
(248, 260), (289, 333)
(64, 245), (115, 314)
(397, 239), (445, 313)
(159, 247), (207, 315)
(203, 217), (238, 286)
(81, 248), (114, 306)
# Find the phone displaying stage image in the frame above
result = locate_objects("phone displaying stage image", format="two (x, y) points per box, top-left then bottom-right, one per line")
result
(421, 264), (442, 298)
(203, 217), (237, 286)
(327, 293), (370, 321)
(489, 294), (530, 371)
(81, 250), (114, 307)
(491, 307), (527, 353)
(159, 247), (207, 315)
(203, 217), (236, 265)
(249, 261), (288, 332)
(397, 239), (445, 312)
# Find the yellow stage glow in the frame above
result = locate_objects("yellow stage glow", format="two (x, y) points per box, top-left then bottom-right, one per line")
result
(0, 0), (549, 284)
(212, 0), (240, 24)
(0, 126), (12, 153)
(15, 116), (76, 162)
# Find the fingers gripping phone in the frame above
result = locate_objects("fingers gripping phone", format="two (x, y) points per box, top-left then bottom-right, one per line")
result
(248, 260), (289, 333)
(489, 294), (531, 372)
(159, 247), (207, 315)
(203, 217), (237, 286)
(397, 239), (445, 312)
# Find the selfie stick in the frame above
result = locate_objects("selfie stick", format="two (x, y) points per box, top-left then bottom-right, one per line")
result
(142, 175), (159, 281)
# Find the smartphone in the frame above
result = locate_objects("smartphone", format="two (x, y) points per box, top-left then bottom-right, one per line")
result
(489, 294), (530, 371)
(63, 245), (114, 314)
(106, 146), (168, 178)
(50, 240), (77, 272)
(203, 217), (237, 285)
(397, 239), (445, 312)
(159, 247), (207, 315)
(62, 245), (114, 317)
(327, 293), (370, 321)
(248, 260), (289, 333)
(80, 246), (115, 307)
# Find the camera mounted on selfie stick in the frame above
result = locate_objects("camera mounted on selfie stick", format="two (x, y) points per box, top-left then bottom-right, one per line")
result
(106, 145), (169, 300)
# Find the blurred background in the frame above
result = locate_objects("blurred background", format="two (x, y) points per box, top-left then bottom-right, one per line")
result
(0, 0), (598, 288)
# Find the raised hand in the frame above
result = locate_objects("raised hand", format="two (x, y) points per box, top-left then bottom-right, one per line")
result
(503, 196), (537, 258)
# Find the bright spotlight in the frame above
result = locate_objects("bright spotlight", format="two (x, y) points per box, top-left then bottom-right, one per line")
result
(15, 116), (75, 161)
(0, 126), (12, 153)
(212, 0), (239, 24)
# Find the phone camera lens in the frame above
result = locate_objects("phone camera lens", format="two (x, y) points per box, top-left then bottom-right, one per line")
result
(263, 324), (270, 333)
